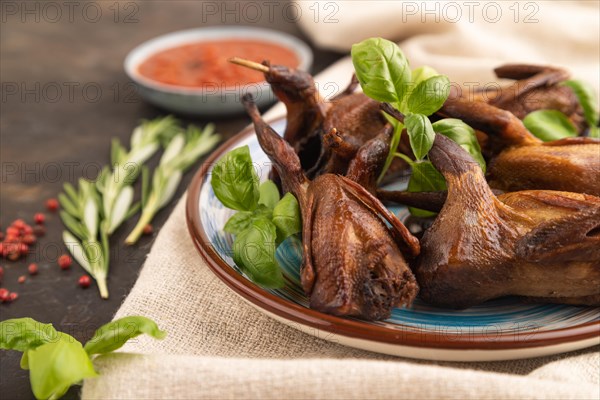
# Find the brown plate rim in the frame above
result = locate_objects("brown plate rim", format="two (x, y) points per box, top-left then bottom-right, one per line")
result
(186, 117), (600, 351)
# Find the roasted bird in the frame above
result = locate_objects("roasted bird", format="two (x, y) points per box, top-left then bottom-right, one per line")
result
(415, 133), (600, 309)
(230, 58), (408, 180)
(466, 64), (588, 133)
(323, 124), (395, 194)
(439, 98), (600, 196)
(242, 93), (420, 320)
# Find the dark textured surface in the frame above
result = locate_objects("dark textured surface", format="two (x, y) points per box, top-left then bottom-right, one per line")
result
(0, 2), (343, 398)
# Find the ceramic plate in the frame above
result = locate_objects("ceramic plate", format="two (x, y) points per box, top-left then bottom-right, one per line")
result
(186, 118), (600, 361)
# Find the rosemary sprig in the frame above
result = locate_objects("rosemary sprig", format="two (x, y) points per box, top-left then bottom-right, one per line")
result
(61, 179), (110, 298)
(125, 124), (220, 245)
(100, 116), (179, 235)
(60, 117), (178, 298)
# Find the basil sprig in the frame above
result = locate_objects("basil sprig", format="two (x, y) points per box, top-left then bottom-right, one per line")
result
(352, 37), (484, 216)
(211, 146), (301, 288)
(351, 38), (453, 182)
(1, 316), (165, 400)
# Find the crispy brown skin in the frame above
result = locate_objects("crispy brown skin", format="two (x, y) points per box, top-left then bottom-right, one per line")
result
(262, 62), (326, 173)
(488, 138), (600, 195)
(306, 175), (419, 319)
(416, 134), (600, 309)
(312, 93), (389, 177)
(258, 62), (408, 180)
(440, 98), (600, 196)
(242, 94), (419, 320)
(467, 64), (587, 132)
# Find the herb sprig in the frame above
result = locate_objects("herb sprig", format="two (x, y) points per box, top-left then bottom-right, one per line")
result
(210, 146), (301, 288)
(351, 37), (485, 215)
(125, 124), (220, 245)
(60, 118), (219, 298)
(1, 316), (165, 400)
(351, 38), (454, 181)
(60, 117), (178, 298)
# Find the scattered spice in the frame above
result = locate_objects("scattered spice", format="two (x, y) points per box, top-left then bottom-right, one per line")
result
(34, 213), (45, 224)
(33, 225), (46, 237)
(22, 234), (36, 245)
(78, 275), (91, 289)
(28, 263), (38, 275)
(7, 249), (20, 261)
(12, 219), (26, 230)
(19, 243), (29, 256)
(2, 219), (37, 261)
(46, 198), (59, 212)
(0, 205), (85, 305)
(58, 254), (72, 270)
(143, 224), (153, 235)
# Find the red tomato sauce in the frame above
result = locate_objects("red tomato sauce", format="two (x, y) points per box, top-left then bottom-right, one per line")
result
(138, 39), (299, 88)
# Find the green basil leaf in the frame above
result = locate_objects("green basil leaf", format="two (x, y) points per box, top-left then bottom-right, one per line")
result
(28, 333), (97, 400)
(523, 110), (578, 141)
(407, 75), (450, 116)
(411, 66), (439, 85)
(211, 146), (260, 212)
(254, 204), (273, 218)
(272, 193), (301, 243)
(0, 318), (59, 352)
(563, 80), (599, 128)
(83, 316), (166, 356)
(224, 211), (253, 235)
(408, 161), (447, 217)
(432, 118), (486, 172)
(400, 66), (440, 112)
(233, 218), (284, 288)
(589, 125), (599, 139)
(405, 113), (435, 160)
(225, 205), (273, 236)
(258, 180), (280, 209)
(351, 38), (411, 104)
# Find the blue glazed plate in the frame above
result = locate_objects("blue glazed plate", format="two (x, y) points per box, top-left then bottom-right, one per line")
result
(186, 118), (600, 361)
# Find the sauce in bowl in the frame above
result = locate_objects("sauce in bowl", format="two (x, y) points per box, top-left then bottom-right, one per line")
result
(137, 39), (300, 88)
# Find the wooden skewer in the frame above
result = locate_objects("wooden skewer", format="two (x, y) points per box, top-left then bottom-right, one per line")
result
(229, 57), (270, 73)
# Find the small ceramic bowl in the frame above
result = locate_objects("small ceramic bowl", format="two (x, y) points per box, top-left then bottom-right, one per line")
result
(124, 27), (313, 116)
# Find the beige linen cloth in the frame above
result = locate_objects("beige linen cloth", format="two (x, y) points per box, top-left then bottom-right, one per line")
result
(83, 1), (600, 399)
